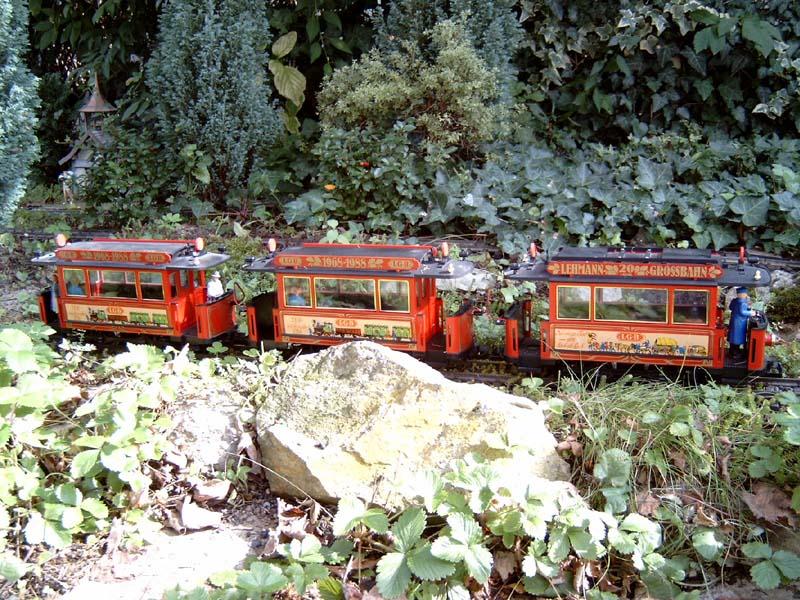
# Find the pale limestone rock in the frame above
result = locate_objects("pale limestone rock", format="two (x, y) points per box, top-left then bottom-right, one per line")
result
(256, 341), (569, 508)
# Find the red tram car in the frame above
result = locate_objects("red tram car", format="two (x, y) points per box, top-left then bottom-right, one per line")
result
(242, 242), (475, 357)
(32, 237), (238, 343)
(504, 246), (778, 375)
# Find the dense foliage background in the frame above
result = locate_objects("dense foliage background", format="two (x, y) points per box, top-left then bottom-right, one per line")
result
(12, 0), (800, 252)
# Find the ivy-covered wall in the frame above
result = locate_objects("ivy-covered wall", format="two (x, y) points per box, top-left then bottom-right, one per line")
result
(0, 0), (39, 225)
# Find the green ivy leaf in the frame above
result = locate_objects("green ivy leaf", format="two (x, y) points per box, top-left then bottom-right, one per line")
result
(730, 195), (770, 226)
(741, 15), (780, 57)
(376, 552), (412, 599)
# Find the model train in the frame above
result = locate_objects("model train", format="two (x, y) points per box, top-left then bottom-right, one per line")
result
(32, 235), (780, 378)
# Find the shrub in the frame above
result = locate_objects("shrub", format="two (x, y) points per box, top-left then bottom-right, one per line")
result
(318, 19), (504, 155)
(0, 0), (40, 225)
(146, 0), (281, 205)
(769, 286), (800, 324)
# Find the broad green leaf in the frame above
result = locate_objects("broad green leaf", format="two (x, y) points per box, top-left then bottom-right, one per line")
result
(272, 31), (297, 58)
(331, 497), (365, 536)
(55, 483), (82, 507)
(0, 329), (37, 374)
(742, 542), (773, 560)
(547, 528), (570, 562)
(0, 554), (29, 583)
(751, 560), (781, 589)
(23, 512), (71, 548)
(376, 552), (411, 599)
(593, 449), (631, 487)
(61, 506), (84, 530)
(362, 508), (390, 533)
(692, 528), (724, 560)
(730, 195), (770, 227)
(430, 537), (463, 563)
(447, 513), (482, 545)
(792, 487), (800, 513)
(269, 61), (306, 109)
(70, 449), (100, 478)
(236, 562), (287, 596)
(669, 422), (690, 437)
(328, 37), (351, 54)
(741, 15), (780, 57)
(771, 551), (800, 579)
(463, 544), (493, 583)
(392, 507), (425, 553)
(317, 577), (344, 600)
(407, 543), (456, 580)
(321, 538), (353, 564)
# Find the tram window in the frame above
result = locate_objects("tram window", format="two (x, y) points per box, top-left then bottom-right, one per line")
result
(380, 280), (410, 312)
(284, 277), (311, 307)
(315, 278), (376, 310)
(91, 270), (137, 299)
(63, 268), (87, 296)
(140, 272), (165, 301)
(595, 287), (667, 322)
(557, 286), (590, 319)
(673, 290), (708, 324)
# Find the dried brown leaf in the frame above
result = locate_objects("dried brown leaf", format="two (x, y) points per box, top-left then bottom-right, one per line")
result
(694, 505), (719, 527)
(742, 483), (798, 526)
(344, 582), (363, 600)
(493, 551), (517, 581)
(164, 508), (185, 533)
(238, 432), (261, 475)
(192, 479), (232, 504)
(635, 492), (660, 517)
(668, 450), (687, 470)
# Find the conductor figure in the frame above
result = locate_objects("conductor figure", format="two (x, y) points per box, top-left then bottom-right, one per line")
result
(728, 287), (753, 359)
(207, 272), (224, 301)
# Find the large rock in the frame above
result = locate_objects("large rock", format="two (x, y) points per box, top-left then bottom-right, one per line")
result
(256, 341), (569, 507)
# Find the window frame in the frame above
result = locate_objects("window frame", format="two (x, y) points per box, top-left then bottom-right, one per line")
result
(671, 288), (709, 326)
(138, 271), (166, 302)
(313, 277), (377, 311)
(88, 269), (139, 300)
(594, 285), (669, 324)
(283, 276), (312, 308)
(62, 267), (88, 297)
(555, 284), (592, 321)
(378, 279), (411, 313)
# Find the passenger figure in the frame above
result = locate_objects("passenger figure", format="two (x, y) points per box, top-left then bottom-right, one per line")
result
(287, 285), (308, 306)
(207, 271), (225, 301)
(66, 274), (85, 296)
(728, 287), (754, 358)
(50, 274), (60, 313)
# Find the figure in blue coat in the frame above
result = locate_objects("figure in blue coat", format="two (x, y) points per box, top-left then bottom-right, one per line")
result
(728, 287), (753, 357)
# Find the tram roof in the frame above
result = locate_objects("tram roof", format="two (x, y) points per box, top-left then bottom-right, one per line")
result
(31, 238), (229, 271)
(244, 243), (474, 279)
(507, 246), (772, 287)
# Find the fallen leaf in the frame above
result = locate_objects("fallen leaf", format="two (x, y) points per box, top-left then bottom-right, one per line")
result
(668, 450), (687, 470)
(344, 582), (363, 600)
(104, 517), (125, 556)
(493, 551), (517, 581)
(164, 509), (185, 533)
(742, 483), (798, 526)
(364, 585), (400, 600)
(716, 452), (731, 484)
(635, 492), (660, 517)
(694, 505), (719, 527)
(163, 450), (188, 470)
(192, 479), (231, 504)
(277, 498), (308, 540)
(238, 432), (261, 475)
(180, 496), (222, 530)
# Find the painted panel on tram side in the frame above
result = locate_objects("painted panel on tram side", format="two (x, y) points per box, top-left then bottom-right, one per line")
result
(64, 303), (170, 328)
(553, 327), (710, 357)
(282, 313), (414, 342)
